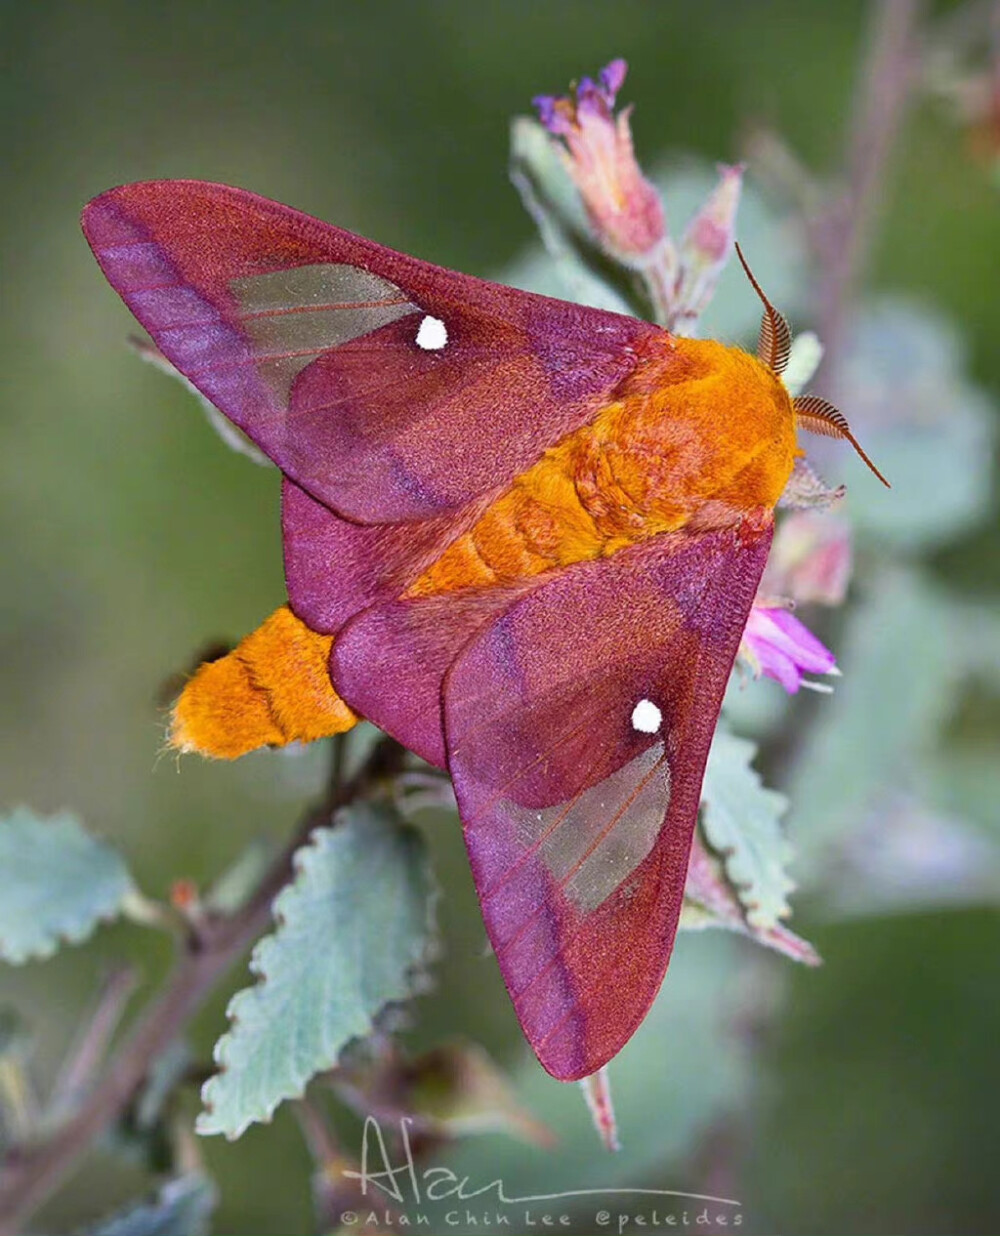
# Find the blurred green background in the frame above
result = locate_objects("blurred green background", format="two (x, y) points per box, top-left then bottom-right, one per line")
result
(1, 2), (998, 1234)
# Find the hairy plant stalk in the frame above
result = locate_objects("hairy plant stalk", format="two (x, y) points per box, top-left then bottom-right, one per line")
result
(812, 0), (925, 390)
(0, 736), (405, 1236)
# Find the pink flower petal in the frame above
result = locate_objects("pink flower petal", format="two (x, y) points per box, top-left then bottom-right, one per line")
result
(741, 605), (837, 694)
(758, 608), (837, 674)
(532, 62), (665, 261)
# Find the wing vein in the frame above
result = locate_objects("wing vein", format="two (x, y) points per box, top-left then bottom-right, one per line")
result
(240, 296), (413, 319)
(497, 751), (669, 976)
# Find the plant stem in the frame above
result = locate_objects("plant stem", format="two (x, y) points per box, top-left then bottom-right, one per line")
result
(811, 0), (925, 392)
(765, 0), (924, 793)
(46, 967), (138, 1125)
(0, 735), (405, 1236)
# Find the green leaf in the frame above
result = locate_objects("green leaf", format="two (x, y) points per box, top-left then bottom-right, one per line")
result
(789, 568), (968, 876)
(0, 809), (135, 964)
(835, 300), (996, 551)
(682, 834), (819, 966)
(77, 1173), (218, 1236)
(509, 116), (590, 236)
(197, 804), (437, 1139)
(700, 726), (793, 930)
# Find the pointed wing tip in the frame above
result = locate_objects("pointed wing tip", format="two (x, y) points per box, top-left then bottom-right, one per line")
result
(539, 1053), (609, 1084)
(80, 186), (118, 241)
(81, 179), (248, 233)
(80, 182), (158, 247)
(81, 179), (156, 222)
(531, 1016), (648, 1083)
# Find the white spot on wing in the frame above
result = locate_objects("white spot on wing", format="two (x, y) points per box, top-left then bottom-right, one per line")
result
(631, 699), (662, 733)
(416, 315), (448, 350)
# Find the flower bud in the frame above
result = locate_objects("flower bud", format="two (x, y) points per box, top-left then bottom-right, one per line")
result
(762, 511), (853, 607)
(533, 60), (667, 264)
(673, 163), (744, 322)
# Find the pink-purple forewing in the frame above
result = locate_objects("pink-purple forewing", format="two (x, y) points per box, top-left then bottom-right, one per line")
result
(443, 517), (773, 1080)
(82, 180), (658, 522)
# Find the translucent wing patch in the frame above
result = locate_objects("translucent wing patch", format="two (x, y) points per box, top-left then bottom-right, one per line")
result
(445, 518), (773, 1080)
(229, 264), (417, 400)
(493, 743), (671, 916)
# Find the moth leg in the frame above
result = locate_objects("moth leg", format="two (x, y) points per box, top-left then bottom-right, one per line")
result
(170, 605), (357, 759)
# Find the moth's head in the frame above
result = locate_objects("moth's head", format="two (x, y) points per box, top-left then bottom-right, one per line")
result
(735, 244), (890, 489)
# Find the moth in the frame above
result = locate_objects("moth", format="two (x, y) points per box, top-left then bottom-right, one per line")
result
(82, 181), (884, 1082)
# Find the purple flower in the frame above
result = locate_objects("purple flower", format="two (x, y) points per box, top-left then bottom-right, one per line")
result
(533, 58), (628, 135)
(532, 60), (666, 263)
(739, 604), (838, 694)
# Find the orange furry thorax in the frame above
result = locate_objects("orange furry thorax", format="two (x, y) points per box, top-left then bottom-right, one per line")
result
(408, 333), (797, 597)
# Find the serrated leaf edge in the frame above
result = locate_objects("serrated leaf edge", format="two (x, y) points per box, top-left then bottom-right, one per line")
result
(701, 734), (795, 930)
(197, 820), (437, 1140)
(0, 809), (136, 965)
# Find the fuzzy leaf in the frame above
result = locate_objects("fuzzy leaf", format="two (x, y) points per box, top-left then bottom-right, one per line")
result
(0, 809), (135, 964)
(682, 833), (819, 965)
(789, 568), (968, 876)
(77, 1173), (218, 1236)
(699, 727), (793, 930)
(829, 300), (995, 549)
(197, 804), (436, 1140)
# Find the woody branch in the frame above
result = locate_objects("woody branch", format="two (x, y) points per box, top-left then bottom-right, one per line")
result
(0, 736), (406, 1236)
